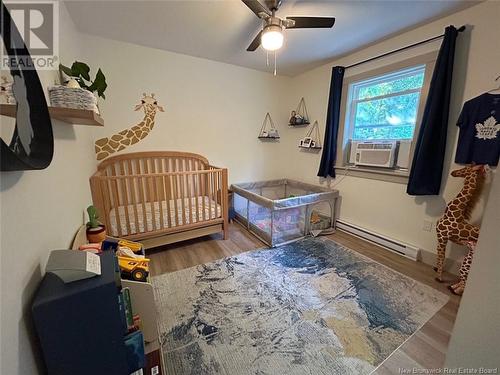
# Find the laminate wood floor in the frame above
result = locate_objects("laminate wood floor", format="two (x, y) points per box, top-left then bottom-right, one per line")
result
(148, 222), (460, 374)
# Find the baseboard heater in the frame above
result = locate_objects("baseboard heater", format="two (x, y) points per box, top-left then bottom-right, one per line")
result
(336, 220), (420, 261)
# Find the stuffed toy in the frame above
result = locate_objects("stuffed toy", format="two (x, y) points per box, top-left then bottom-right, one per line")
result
(434, 165), (486, 282)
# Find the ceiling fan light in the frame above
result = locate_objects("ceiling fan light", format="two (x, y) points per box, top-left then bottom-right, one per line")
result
(261, 25), (284, 51)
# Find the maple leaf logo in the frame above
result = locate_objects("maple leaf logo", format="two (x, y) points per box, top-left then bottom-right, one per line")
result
(475, 116), (500, 140)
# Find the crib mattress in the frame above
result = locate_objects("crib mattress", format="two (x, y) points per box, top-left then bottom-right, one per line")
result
(109, 196), (221, 236)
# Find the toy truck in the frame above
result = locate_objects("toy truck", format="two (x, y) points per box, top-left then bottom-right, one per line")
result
(117, 256), (150, 282)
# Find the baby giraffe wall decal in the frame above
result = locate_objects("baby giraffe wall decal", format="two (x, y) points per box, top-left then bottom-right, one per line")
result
(94, 93), (164, 160)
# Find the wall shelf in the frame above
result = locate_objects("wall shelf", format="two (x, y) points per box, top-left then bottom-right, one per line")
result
(0, 103), (104, 127)
(299, 146), (322, 150)
(289, 122), (310, 127)
(258, 136), (280, 139)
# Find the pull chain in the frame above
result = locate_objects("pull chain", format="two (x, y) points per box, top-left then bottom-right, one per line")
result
(266, 51), (269, 66)
(273, 51), (277, 76)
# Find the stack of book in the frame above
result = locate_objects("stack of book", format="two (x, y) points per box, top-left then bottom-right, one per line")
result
(118, 286), (146, 373)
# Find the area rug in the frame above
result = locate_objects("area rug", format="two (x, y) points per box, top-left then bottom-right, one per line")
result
(152, 237), (448, 375)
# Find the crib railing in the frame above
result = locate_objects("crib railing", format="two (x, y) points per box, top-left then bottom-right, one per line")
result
(90, 166), (228, 239)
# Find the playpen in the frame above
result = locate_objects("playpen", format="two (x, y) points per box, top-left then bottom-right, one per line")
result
(230, 179), (339, 246)
(89, 151), (228, 249)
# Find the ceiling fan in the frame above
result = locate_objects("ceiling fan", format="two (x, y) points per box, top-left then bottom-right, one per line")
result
(243, 0), (336, 52)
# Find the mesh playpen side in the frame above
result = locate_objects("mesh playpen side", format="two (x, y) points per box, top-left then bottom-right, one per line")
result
(231, 179), (339, 247)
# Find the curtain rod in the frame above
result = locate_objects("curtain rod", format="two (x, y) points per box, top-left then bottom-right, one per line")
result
(344, 25), (466, 70)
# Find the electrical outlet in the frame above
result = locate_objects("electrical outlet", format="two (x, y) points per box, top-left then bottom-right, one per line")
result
(422, 220), (433, 232)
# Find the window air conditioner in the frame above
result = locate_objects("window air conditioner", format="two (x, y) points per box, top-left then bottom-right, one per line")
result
(349, 141), (397, 168)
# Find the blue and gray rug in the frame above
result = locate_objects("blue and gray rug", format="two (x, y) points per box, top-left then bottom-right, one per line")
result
(152, 237), (448, 374)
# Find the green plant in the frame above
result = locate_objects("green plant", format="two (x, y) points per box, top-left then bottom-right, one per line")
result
(86, 205), (101, 229)
(59, 61), (108, 99)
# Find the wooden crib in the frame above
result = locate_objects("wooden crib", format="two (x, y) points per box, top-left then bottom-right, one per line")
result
(89, 151), (228, 249)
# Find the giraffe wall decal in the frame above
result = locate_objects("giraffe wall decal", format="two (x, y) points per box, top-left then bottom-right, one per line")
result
(94, 93), (164, 161)
(434, 164), (486, 282)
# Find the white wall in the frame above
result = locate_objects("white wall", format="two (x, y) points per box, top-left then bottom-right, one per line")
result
(80, 33), (291, 184)
(0, 4), (97, 374)
(276, 1), (499, 266)
(445, 172), (500, 369)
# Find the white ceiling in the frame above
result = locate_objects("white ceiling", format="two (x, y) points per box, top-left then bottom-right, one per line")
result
(64, 0), (477, 76)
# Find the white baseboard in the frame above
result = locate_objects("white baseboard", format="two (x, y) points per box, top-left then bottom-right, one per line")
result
(336, 219), (420, 261)
(336, 219), (460, 275)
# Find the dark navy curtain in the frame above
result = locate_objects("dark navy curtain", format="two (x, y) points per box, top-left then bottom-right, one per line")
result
(318, 66), (345, 178)
(407, 25), (459, 195)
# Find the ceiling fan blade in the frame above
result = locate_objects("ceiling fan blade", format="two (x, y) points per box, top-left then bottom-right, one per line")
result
(247, 30), (262, 51)
(285, 17), (336, 29)
(242, 0), (271, 18)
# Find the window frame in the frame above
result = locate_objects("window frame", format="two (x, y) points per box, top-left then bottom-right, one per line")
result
(347, 65), (426, 142)
(335, 52), (438, 184)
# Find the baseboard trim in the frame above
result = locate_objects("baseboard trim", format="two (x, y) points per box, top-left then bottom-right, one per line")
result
(336, 220), (420, 261)
(336, 219), (461, 275)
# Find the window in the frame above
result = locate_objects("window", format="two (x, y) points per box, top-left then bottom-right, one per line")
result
(346, 65), (426, 141)
(336, 53), (436, 183)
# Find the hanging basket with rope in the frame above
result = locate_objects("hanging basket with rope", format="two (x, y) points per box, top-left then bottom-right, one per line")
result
(258, 112), (280, 140)
(298, 121), (322, 150)
(289, 97), (310, 126)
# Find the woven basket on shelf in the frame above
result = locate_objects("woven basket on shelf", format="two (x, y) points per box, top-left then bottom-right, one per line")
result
(48, 85), (100, 114)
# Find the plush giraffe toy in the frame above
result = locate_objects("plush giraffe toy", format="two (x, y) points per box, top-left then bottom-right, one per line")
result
(434, 165), (486, 282)
(448, 240), (476, 295)
(94, 93), (164, 160)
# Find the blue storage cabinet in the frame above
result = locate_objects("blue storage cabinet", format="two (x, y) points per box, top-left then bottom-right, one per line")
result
(32, 251), (130, 375)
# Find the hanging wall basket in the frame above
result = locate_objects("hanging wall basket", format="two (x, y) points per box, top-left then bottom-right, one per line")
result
(258, 112), (280, 140)
(298, 121), (322, 151)
(289, 97), (310, 126)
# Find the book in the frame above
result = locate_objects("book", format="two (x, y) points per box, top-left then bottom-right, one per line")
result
(122, 287), (134, 330)
(118, 293), (128, 334)
(124, 330), (145, 373)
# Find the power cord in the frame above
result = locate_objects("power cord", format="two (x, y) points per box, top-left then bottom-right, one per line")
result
(330, 166), (352, 188)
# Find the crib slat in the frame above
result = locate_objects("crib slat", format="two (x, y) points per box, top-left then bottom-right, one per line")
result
(208, 171), (213, 220)
(172, 159), (179, 226)
(178, 157), (184, 224)
(137, 159), (147, 233)
(180, 172), (187, 225)
(111, 178), (123, 237)
(163, 174), (172, 228)
(201, 172), (207, 221)
(127, 160), (140, 234)
(217, 171), (221, 218)
(155, 175), (165, 230)
(149, 176), (157, 231)
(121, 175), (132, 236)
(145, 159), (157, 231)
(120, 162), (133, 234)
(100, 178), (112, 232)
(129, 176), (140, 235)
(157, 159), (166, 227)
(172, 174), (179, 227)
(138, 175), (148, 232)
(187, 173), (193, 225)
(194, 170), (200, 223)
(157, 158), (165, 202)
(215, 171), (220, 218)
(213, 170), (217, 219)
